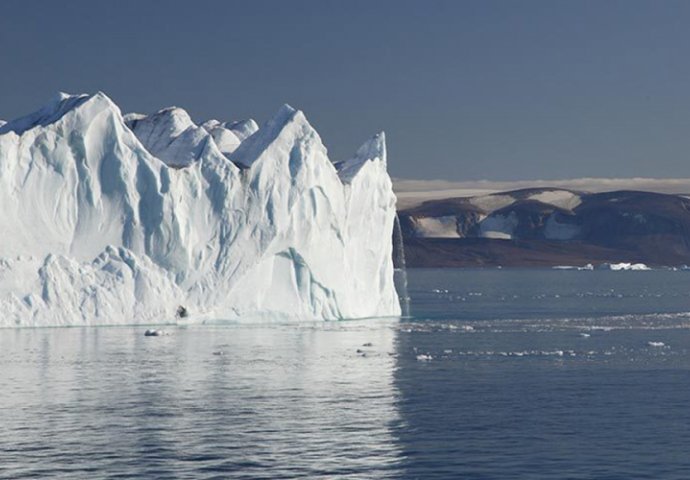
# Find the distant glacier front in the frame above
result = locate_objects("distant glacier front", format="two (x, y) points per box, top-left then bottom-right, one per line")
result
(0, 92), (401, 327)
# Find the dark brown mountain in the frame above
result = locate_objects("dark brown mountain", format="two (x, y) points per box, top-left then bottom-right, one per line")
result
(397, 189), (690, 267)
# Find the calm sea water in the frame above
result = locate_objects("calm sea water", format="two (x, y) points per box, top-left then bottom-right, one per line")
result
(3, 269), (690, 479)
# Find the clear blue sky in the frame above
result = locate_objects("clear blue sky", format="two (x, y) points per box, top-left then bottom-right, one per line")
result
(2, 0), (690, 181)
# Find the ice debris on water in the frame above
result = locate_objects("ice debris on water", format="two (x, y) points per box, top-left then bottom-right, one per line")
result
(416, 354), (433, 361)
(647, 341), (665, 347)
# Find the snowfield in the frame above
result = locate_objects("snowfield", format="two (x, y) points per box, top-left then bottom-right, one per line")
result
(0, 92), (401, 327)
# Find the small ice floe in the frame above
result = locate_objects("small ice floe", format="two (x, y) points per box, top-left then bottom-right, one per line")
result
(432, 288), (449, 294)
(579, 333), (591, 338)
(416, 353), (433, 361)
(553, 263), (595, 271)
(144, 329), (162, 337)
(647, 341), (665, 347)
(443, 349), (453, 354)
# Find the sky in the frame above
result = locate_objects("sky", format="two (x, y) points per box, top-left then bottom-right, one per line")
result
(2, 0), (690, 181)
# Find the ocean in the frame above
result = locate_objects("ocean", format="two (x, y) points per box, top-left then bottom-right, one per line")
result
(3, 269), (690, 479)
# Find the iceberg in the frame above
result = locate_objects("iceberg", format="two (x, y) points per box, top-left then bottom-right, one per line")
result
(0, 92), (400, 327)
(597, 263), (651, 271)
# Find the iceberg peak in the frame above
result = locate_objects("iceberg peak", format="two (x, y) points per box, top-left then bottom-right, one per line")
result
(229, 104), (322, 169)
(0, 91), (95, 135)
(125, 105), (209, 168)
(225, 118), (259, 141)
(336, 132), (387, 183)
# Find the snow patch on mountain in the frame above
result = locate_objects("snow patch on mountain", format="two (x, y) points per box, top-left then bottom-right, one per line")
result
(413, 216), (460, 238)
(470, 194), (516, 212)
(529, 190), (582, 210)
(480, 213), (518, 239)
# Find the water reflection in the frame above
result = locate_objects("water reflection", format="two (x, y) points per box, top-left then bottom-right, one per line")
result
(0, 320), (404, 479)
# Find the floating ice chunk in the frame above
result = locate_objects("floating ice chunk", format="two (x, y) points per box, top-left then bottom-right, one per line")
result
(647, 341), (665, 347)
(416, 354), (433, 361)
(598, 263), (651, 271)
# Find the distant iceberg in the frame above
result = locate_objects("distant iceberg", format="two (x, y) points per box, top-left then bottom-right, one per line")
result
(552, 264), (594, 271)
(597, 263), (651, 271)
(553, 262), (650, 271)
(0, 92), (400, 326)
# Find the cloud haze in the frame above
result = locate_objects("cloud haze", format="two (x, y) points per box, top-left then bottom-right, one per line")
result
(394, 177), (690, 209)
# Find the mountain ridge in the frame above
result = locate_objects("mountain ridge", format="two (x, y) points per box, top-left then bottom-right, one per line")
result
(399, 188), (690, 267)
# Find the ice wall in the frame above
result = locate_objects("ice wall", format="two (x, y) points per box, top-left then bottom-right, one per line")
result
(0, 92), (400, 326)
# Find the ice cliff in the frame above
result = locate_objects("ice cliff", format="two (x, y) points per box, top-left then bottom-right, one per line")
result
(0, 92), (400, 327)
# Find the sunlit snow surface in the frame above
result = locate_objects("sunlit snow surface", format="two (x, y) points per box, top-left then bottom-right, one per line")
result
(0, 93), (400, 326)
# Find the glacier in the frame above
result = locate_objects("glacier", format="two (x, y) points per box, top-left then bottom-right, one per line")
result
(0, 92), (400, 327)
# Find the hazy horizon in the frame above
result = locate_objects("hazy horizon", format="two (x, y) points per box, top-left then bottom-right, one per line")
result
(3, 0), (690, 182)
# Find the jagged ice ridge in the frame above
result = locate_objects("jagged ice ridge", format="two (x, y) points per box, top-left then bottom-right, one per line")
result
(0, 92), (400, 326)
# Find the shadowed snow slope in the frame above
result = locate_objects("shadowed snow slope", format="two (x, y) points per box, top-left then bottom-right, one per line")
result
(0, 92), (400, 327)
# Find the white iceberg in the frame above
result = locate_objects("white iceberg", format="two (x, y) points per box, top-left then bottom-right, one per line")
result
(0, 92), (400, 327)
(597, 263), (651, 271)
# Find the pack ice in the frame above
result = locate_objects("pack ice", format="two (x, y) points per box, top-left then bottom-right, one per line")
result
(0, 92), (400, 326)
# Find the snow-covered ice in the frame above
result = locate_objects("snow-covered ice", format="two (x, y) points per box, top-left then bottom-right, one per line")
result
(0, 92), (401, 327)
